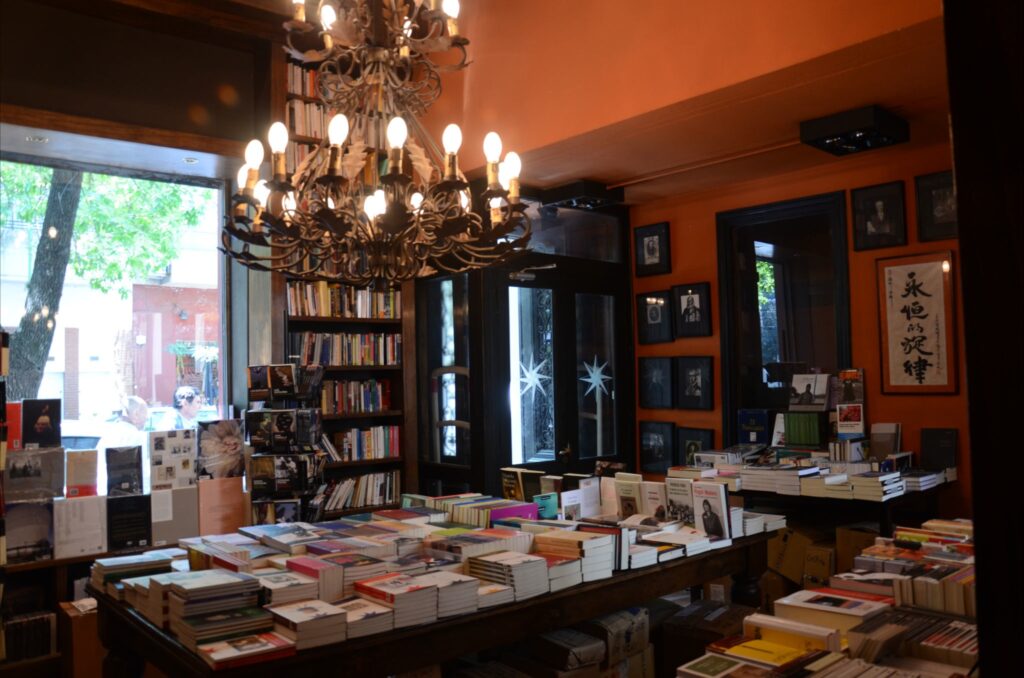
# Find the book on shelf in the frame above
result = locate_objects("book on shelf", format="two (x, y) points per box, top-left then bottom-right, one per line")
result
(107, 494), (152, 551)
(288, 331), (402, 367)
(20, 398), (62, 447)
(5, 500), (54, 563)
(149, 429), (198, 491)
(322, 378), (394, 415)
(773, 589), (889, 635)
(53, 495), (106, 559)
(152, 486), (200, 547)
(286, 280), (401, 319)
(65, 448), (98, 497)
(331, 425), (400, 462)
(6, 445), (65, 500)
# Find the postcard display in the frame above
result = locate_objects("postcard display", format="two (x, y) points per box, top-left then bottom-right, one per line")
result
(246, 363), (327, 526)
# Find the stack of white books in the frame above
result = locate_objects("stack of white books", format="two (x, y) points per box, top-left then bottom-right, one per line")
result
(172, 607), (274, 652)
(777, 466), (821, 496)
(354, 573), (439, 628)
(89, 552), (174, 596)
(902, 470), (943, 492)
(628, 544), (658, 569)
(641, 527), (711, 557)
(412, 571), (480, 618)
(334, 596), (394, 638)
(268, 599), (347, 650)
(319, 553), (388, 597)
(741, 513), (765, 535)
(253, 568), (319, 605)
(851, 472), (905, 502)
(729, 507), (745, 538)
(144, 571), (260, 628)
(742, 512), (786, 531)
(197, 631), (295, 669)
(533, 530), (614, 582)
(537, 553), (583, 591)
(467, 551), (549, 601)
(477, 582), (515, 608)
(165, 571), (261, 638)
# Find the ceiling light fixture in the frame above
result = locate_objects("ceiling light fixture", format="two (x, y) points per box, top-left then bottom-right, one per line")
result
(221, 0), (531, 287)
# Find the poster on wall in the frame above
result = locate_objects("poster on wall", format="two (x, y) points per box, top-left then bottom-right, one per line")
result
(877, 251), (957, 394)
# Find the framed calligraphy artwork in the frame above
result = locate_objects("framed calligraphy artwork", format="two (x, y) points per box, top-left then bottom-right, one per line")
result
(876, 251), (957, 394)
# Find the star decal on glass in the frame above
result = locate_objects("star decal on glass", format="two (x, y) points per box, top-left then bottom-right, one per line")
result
(520, 355), (550, 398)
(580, 355), (612, 397)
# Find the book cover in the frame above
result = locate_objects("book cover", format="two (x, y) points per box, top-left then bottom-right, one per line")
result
(577, 477), (601, 518)
(6, 446), (65, 500)
(247, 365), (270, 402)
(246, 410), (274, 450)
(106, 445), (143, 496)
(737, 409), (772, 445)
(614, 479), (641, 519)
(500, 468), (524, 501)
(197, 420), (245, 479)
(107, 494), (152, 550)
(149, 429), (197, 491)
(532, 492), (559, 520)
(268, 364), (297, 399)
(560, 489), (582, 521)
(665, 477), (695, 527)
(54, 495), (106, 559)
(152, 486), (200, 547)
(271, 410), (297, 450)
(5, 401), (23, 451)
(250, 456), (276, 498)
(519, 469), (545, 501)
(693, 481), (730, 539)
(920, 428), (957, 470)
(789, 374), (830, 412)
(639, 481), (668, 521)
(65, 449), (98, 497)
(21, 398), (61, 448)
(5, 500), (54, 563)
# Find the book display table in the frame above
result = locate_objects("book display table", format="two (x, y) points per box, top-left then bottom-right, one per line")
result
(89, 533), (772, 677)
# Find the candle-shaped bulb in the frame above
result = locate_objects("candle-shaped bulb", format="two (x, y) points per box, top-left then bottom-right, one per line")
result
(386, 117), (408, 150)
(320, 4), (336, 30)
(460, 191), (469, 210)
(442, 124), (463, 154)
(268, 122), (289, 154)
(503, 151), (521, 179)
(483, 132), (502, 163)
(292, 0), (305, 22)
(244, 139), (265, 167)
(282, 192), (297, 213)
(236, 165), (249, 191)
(254, 181), (270, 207)
(410, 192), (424, 211)
(442, 0), (459, 18)
(327, 114), (349, 146)
(498, 162), (511, 190)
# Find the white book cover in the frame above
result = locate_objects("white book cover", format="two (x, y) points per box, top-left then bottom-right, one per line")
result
(54, 495), (107, 559)
(775, 589), (889, 617)
(614, 479), (641, 519)
(665, 477), (695, 527)
(643, 528), (710, 548)
(269, 599), (345, 625)
(559, 489), (583, 521)
(599, 477), (617, 515)
(578, 477), (602, 518)
(693, 481), (730, 539)
(149, 429), (198, 491)
(639, 481), (668, 521)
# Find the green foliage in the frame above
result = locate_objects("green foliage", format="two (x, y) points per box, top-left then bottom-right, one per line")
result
(756, 259), (776, 308)
(0, 161), (214, 298)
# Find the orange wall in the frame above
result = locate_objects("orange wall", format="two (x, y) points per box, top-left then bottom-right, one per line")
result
(631, 141), (972, 517)
(445, 0), (943, 169)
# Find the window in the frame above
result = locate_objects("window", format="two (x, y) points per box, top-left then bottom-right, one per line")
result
(1, 158), (225, 492)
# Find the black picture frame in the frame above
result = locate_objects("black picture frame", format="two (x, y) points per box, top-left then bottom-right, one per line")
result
(675, 427), (715, 466)
(634, 222), (671, 276)
(639, 420), (675, 474)
(916, 171), (958, 241)
(674, 356), (714, 410)
(637, 290), (673, 344)
(671, 282), (712, 337)
(852, 181), (907, 250)
(638, 357), (674, 409)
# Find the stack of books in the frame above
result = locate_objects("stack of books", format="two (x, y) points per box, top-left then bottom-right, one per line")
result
(318, 553), (388, 597)
(412, 571), (480, 618)
(165, 571), (263, 645)
(902, 470), (943, 492)
(538, 553), (583, 591)
(284, 556), (347, 602)
(268, 599), (347, 649)
(89, 553), (175, 598)
(743, 512), (786, 531)
(477, 582), (515, 608)
(467, 551), (549, 601)
(800, 473), (848, 498)
(533, 530), (614, 582)
(628, 544), (659, 569)
(851, 472), (905, 502)
(640, 527), (712, 558)
(773, 589), (890, 637)
(253, 569), (319, 604)
(242, 523), (327, 554)
(741, 513), (765, 535)
(143, 571), (260, 628)
(847, 608), (978, 669)
(197, 632), (295, 669)
(384, 552), (462, 575)
(173, 607), (275, 652)
(424, 527), (534, 561)
(354, 573), (439, 628)
(335, 596), (394, 638)
(775, 466), (820, 496)
(306, 536), (395, 560)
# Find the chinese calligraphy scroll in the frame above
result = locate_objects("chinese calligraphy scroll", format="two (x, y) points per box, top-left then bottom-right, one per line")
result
(877, 251), (957, 394)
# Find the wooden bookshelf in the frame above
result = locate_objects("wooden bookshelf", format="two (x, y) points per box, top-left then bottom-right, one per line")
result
(287, 315), (402, 326)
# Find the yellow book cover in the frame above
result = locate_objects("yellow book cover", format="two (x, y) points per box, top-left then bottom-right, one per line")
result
(724, 639), (806, 666)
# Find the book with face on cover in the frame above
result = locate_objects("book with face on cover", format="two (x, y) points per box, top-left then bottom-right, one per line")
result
(693, 480), (730, 540)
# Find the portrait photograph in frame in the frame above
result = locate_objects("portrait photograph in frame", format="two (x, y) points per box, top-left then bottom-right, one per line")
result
(637, 290), (673, 344)
(672, 282), (712, 338)
(876, 251), (957, 394)
(639, 420), (675, 474)
(852, 181), (907, 251)
(638, 357), (674, 409)
(673, 356), (714, 410)
(675, 427), (715, 466)
(634, 222), (671, 277)
(916, 171), (958, 242)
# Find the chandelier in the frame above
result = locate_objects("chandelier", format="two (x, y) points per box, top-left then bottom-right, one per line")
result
(221, 0), (531, 287)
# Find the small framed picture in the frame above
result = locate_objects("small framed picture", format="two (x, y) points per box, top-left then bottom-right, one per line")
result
(634, 222), (671, 277)
(674, 356), (713, 410)
(637, 291), (673, 344)
(639, 357), (673, 409)
(852, 181), (907, 250)
(671, 282), (711, 338)
(675, 427), (714, 466)
(639, 421), (675, 474)
(915, 171), (957, 241)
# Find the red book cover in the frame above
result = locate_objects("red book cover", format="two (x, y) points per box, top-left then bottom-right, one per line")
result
(5, 402), (22, 451)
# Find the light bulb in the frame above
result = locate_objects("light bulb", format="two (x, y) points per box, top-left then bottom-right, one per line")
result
(442, 0), (460, 19)
(268, 122), (289, 154)
(403, 18), (413, 38)
(460, 191), (469, 209)
(410, 192), (424, 211)
(374, 189), (386, 215)
(282, 192), (297, 212)
(244, 139), (265, 167)
(327, 196), (336, 209)
(483, 132), (502, 163)
(442, 124), (463, 154)
(320, 4), (336, 30)
(489, 197), (503, 209)
(236, 165), (249, 190)
(327, 114), (349, 146)
(363, 195), (377, 219)
(503, 151), (521, 179)
(498, 162), (511, 190)
(386, 117), (408, 150)
(254, 181), (270, 207)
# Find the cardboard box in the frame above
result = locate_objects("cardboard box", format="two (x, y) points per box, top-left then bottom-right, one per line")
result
(803, 544), (836, 589)
(530, 629), (607, 670)
(577, 608), (650, 668)
(59, 602), (105, 678)
(836, 525), (879, 573)
(759, 569), (798, 614)
(767, 527), (815, 584)
(702, 575), (733, 604)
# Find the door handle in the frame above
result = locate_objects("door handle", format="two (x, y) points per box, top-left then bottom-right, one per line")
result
(558, 443), (572, 463)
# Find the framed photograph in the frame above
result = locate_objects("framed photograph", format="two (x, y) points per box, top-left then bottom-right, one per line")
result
(852, 181), (907, 250)
(634, 222), (671, 277)
(638, 357), (673, 409)
(639, 421), (675, 474)
(675, 427), (714, 466)
(671, 282), (712, 337)
(637, 290), (673, 344)
(877, 251), (957, 394)
(673, 356), (714, 410)
(916, 171), (958, 241)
